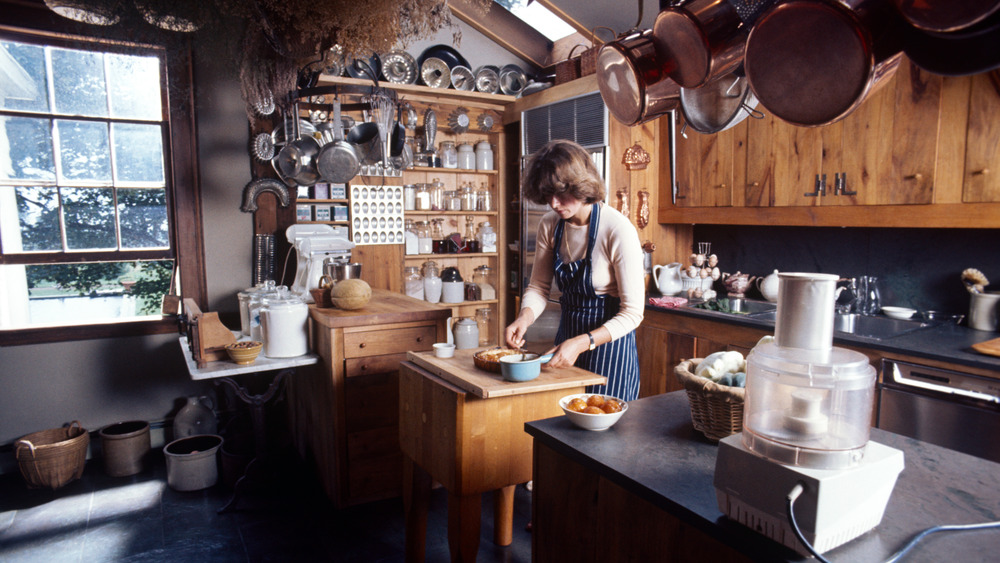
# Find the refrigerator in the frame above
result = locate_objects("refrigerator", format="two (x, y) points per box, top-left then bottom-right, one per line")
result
(518, 91), (608, 350)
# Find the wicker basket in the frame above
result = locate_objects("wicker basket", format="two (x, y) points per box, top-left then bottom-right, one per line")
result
(554, 45), (585, 85)
(580, 27), (616, 77)
(674, 359), (744, 442)
(15, 421), (89, 489)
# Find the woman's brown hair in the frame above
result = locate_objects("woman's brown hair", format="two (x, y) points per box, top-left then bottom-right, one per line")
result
(522, 139), (606, 205)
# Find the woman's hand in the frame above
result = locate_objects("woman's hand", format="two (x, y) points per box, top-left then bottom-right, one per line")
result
(543, 335), (590, 369)
(505, 310), (535, 349)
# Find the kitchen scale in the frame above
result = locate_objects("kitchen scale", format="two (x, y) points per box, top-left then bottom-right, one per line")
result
(286, 224), (354, 302)
(713, 273), (905, 556)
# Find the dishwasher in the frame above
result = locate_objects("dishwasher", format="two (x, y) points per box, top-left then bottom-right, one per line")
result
(877, 359), (1000, 463)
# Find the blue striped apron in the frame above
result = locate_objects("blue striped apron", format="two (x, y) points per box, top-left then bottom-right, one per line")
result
(553, 204), (640, 401)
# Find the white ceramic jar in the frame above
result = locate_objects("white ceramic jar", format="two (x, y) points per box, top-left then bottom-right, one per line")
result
(475, 141), (493, 171)
(260, 295), (309, 357)
(457, 143), (475, 169)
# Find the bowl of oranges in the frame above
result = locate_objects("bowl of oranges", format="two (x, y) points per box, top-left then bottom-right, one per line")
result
(559, 393), (628, 431)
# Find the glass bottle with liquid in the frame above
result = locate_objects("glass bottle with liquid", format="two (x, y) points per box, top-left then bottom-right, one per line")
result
(430, 218), (446, 254)
(464, 215), (479, 253)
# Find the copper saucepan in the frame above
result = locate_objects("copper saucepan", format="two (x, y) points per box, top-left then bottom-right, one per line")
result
(652, 0), (750, 89)
(596, 29), (681, 127)
(744, 0), (905, 127)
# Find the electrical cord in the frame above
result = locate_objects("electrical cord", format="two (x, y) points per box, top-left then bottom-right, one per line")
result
(785, 482), (1000, 563)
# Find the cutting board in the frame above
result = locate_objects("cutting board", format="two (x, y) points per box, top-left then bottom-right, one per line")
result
(407, 348), (606, 399)
(971, 336), (1000, 358)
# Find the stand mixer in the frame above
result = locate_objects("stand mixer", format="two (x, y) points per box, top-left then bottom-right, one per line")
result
(285, 224), (355, 303)
(714, 273), (905, 557)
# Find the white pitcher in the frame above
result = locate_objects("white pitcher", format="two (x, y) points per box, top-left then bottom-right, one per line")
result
(652, 262), (684, 296)
(447, 317), (480, 350)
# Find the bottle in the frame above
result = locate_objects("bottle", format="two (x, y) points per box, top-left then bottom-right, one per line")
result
(440, 141), (458, 169)
(404, 266), (424, 300)
(430, 218), (446, 254)
(457, 143), (475, 169)
(173, 395), (217, 438)
(475, 141), (493, 171)
(422, 261), (442, 303)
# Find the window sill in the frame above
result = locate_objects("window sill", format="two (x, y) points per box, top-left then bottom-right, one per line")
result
(0, 317), (182, 346)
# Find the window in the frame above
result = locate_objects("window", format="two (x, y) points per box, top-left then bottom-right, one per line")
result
(0, 25), (203, 345)
(495, 0), (575, 41)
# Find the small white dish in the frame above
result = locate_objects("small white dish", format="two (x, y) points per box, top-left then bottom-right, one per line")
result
(433, 342), (455, 358)
(882, 306), (917, 320)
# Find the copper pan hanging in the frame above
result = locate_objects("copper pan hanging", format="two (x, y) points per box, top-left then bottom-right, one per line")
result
(596, 29), (681, 127)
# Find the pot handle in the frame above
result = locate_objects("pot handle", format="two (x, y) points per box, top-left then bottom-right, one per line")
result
(539, 354), (554, 364)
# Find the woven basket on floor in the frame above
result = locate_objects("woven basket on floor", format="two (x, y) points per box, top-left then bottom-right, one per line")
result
(674, 359), (744, 442)
(16, 421), (89, 489)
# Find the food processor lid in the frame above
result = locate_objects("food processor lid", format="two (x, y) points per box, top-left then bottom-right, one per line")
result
(748, 341), (874, 387)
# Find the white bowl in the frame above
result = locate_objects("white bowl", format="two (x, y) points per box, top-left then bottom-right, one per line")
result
(559, 393), (628, 431)
(881, 306), (917, 320)
(433, 342), (455, 358)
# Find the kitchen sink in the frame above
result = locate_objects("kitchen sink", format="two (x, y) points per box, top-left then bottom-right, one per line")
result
(685, 298), (777, 316)
(751, 311), (934, 340)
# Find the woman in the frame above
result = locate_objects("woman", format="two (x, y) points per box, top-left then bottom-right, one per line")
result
(505, 139), (645, 400)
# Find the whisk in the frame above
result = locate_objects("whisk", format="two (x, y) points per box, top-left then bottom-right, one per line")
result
(369, 91), (395, 170)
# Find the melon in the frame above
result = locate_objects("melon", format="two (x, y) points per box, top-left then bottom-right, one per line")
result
(330, 279), (371, 310)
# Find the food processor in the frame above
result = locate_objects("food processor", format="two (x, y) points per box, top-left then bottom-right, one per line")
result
(714, 273), (905, 556)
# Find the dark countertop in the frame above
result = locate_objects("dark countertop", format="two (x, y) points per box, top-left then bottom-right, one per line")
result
(525, 391), (1000, 563)
(646, 301), (1000, 376)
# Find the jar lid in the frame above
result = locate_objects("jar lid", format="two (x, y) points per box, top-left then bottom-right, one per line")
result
(405, 266), (421, 273)
(441, 267), (463, 282)
(475, 265), (492, 272)
(476, 141), (491, 149)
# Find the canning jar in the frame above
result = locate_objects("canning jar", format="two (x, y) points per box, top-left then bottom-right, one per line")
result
(475, 141), (493, 171)
(457, 143), (475, 169)
(422, 261), (442, 303)
(404, 219), (419, 255)
(446, 190), (462, 211)
(403, 184), (416, 211)
(476, 182), (492, 211)
(475, 307), (492, 346)
(430, 178), (445, 210)
(440, 141), (458, 169)
(404, 266), (424, 300)
(460, 186), (477, 211)
(415, 184), (431, 210)
(414, 220), (433, 254)
(474, 265), (497, 299)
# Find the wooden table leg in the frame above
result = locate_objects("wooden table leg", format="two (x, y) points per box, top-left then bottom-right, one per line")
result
(493, 485), (516, 546)
(448, 492), (482, 562)
(404, 456), (432, 563)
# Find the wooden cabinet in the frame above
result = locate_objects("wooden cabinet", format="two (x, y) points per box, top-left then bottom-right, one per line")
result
(286, 290), (450, 508)
(660, 62), (1000, 228)
(295, 76), (512, 345)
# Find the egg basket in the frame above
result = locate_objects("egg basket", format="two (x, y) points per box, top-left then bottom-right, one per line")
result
(674, 359), (744, 442)
(15, 421), (90, 489)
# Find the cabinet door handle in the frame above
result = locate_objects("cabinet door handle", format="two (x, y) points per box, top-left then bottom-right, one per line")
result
(904, 173), (923, 181)
(416, 336), (423, 343)
(748, 182), (760, 188)
(716, 184), (727, 189)
(972, 168), (990, 176)
(359, 342), (366, 348)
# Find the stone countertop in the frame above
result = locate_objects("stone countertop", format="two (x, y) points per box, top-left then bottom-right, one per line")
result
(525, 391), (1000, 563)
(646, 301), (1000, 375)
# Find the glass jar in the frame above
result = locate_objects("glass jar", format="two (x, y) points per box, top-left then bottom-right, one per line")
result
(476, 183), (492, 211)
(475, 307), (492, 346)
(414, 220), (433, 255)
(430, 178), (445, 211)
(464, 215), (479, 253)
(446, 190), (462, 211)
(415, 184), (431, 211)
(475, 141), (493, 171)
(473, 265), (497, 300)
(404, 219), (419, 255)
(403, 184), (416, 211)
(422, 261), (442, 303)
(460, 186), (477, 211)
(440, 141), (458, 169)
(430, 218), (446, 254)
(477, 221), (497, 252)
(404, 266), (424, 300)
(457, 143), (475, 170)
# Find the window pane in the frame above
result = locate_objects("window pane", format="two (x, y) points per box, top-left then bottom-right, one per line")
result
(0, 40), (49, 112)
(118, 188), (168, 248)
(4, 186), (62, 251)
(107, 53), (161, 120)
(1, 259), (173, 328)
(113, 123), (164, 182)
(62, 186), (116, 249)
(0, 116), (55, 180)
(56, 119), (111, 182)
(50, 47), (108, 117)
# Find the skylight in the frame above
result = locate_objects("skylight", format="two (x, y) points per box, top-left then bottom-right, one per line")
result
(496, 0), (576, 42)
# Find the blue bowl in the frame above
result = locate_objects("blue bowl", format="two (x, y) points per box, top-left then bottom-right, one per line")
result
(499, 353), (553, 382)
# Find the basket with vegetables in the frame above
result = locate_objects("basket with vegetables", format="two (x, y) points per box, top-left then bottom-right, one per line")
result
(674, 349), (750, 442)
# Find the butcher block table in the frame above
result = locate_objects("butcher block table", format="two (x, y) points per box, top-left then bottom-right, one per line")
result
(399, 348), (606, 562)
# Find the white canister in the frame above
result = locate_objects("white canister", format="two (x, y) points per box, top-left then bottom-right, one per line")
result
(260, 296), (309, 358)
(457, 143), (475, 169)
(442, 281), (465, 303)
(475, 141), (493, 171)
(448, 317), (480, 350)
(969, 291), (1000, 331)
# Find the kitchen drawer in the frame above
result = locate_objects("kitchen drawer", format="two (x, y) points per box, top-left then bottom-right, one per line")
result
(345, 353), (407, 378)
(343, 325), (436, 359)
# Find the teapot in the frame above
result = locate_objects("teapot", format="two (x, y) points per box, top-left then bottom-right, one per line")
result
(652, 262), (684, 296)
(447, 316), (480, 350)
(756, 270), (780, 302)
(722, 271), (755, 298)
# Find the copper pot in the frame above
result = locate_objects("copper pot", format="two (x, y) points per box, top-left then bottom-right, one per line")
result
(652, 0), (749, 89)
(745, 0), (905, 127)
(891, 0), (1000, 32)
(596, 30), (681, 126)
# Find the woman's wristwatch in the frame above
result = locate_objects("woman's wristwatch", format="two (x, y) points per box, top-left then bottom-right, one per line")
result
(586, 332), (596, 351)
